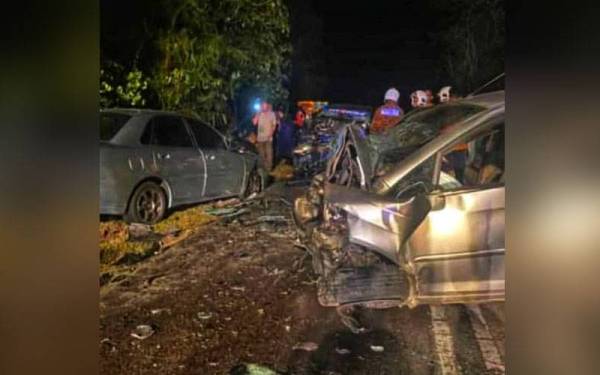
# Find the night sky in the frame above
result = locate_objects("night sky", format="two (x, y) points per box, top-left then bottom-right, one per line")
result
(290, 0), (441, 110)
(102, 0), (447, 111)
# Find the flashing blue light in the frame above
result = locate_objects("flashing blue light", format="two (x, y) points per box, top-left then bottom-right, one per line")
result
(252, 99), (261, 112)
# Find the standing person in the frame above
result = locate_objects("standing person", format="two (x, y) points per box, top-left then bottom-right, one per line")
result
(294, 107), (306, 138)
(276, 106), (296, 160)
(410, 90), (434, 109)
(370, 88), (404, 134)
(252, 101), (277, 171)
(294, 107), (305, 128)
(440, 122), (468, 183)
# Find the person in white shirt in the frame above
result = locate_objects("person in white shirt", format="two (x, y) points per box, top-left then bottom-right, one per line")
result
(252, 101), (277, 171)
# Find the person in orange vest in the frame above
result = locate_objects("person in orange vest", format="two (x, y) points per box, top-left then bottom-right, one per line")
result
(440, 122), (469, 183)
(370, 88), (404, 134)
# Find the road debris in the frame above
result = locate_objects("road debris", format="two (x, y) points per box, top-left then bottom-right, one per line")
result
(335, 347), (351, 355)
(130, 325), (155, 340)
(292, 342), (319, 351)
(370, 345), (384, 353)
(230, 363), (278, 375)
(128, 223), (152, 238)
(197, 312), (212, 320)
(244, 215), (288, 226)
(150, 308), (170, 315)
(215, 198), (241, 208)
(270, 161), (295, 181)
(159, 229), (192, 250)
(205, 207), (240, 216)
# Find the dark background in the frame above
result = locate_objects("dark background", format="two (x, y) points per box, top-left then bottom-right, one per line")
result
(289, 0), (439, 110)
(101, 0), (453, 111)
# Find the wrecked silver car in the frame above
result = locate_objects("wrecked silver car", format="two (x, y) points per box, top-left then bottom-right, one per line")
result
(294, 91), (505, 318)
(292, 104), (372, 176)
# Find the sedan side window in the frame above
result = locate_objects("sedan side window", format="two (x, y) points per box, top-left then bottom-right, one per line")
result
(187, 119), (226, 149)
(140, 116), (193, 147)
(437, 122), (505, 190)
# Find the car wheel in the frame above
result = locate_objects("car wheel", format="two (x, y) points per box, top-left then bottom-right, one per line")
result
(243, 167), (264, 198)
(126, 181), (167, 224)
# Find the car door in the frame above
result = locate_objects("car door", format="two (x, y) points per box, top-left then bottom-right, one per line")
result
(141, 115), (206, 204)
(405, 120), (505, 305)
(186, 119), (245, 198)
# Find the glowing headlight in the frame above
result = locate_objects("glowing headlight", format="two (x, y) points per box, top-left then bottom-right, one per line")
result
(293, 144), (314, 155)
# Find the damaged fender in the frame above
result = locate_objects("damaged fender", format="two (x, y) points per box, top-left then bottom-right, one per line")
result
(323, 183), (430, 262)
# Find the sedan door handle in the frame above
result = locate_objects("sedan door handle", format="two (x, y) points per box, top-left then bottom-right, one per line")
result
(157, 152), (171, 160)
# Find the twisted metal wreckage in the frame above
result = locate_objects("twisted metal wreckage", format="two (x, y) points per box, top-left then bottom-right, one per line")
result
(293, 91), (505, 331)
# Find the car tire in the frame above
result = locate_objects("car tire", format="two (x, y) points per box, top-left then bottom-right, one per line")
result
(125, 181), (167, 224)
(242, 167), (264, 198)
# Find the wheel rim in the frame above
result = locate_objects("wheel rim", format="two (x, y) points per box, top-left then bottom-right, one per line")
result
(135, 187), (164, 223)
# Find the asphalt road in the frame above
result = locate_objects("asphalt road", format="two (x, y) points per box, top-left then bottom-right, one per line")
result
(100, 183), (504, 375)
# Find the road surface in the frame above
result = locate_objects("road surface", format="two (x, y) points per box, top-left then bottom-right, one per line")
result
(100, 183), (504, 375)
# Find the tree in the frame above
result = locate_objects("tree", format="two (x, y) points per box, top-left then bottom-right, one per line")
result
(428, 0), (505, 94)
(152, 0), (291, 130)
(100, 60), (150, 108)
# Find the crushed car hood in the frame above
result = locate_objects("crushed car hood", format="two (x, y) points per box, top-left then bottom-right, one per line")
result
(324, 183), (430, 262)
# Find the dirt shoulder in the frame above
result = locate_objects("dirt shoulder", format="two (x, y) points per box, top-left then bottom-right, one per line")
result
(99, 186), (504, 375)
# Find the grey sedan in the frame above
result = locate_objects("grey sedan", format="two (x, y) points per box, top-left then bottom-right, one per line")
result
(100, 109), (263, 224)
(294, 91), (505, 327)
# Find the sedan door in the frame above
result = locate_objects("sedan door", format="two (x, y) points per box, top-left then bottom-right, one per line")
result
(186, 119), (245, 198)
(141, 115), (206, 204)
(405, 120), (505, 305)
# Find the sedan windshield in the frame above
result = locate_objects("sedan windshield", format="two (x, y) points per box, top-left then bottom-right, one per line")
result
(370, 103), (485, 152)
(100, 113), (132, 141)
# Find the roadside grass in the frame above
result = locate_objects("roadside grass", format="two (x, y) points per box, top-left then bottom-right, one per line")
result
(99, 206), (218, 284)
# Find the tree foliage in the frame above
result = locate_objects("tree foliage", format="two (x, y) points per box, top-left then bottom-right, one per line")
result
(100, 61), (150, 108)
(100, 0), (291, 130)
(429, 0), (505, 94)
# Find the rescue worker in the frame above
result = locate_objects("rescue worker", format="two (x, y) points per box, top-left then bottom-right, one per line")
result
(438, 86), (452, 103)
(440, 122), (469, 183)
(410, 90), (434, 109)
(370, 88), (404, 134)
(252, 101), (277, 171)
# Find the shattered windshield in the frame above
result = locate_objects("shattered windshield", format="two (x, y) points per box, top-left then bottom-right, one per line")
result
(367, 103), (485, 173)
(370, 104), (485, 151)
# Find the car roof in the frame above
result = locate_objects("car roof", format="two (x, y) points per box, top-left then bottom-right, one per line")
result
(100, 108), (184, 117)
(457, 90), (504, 108)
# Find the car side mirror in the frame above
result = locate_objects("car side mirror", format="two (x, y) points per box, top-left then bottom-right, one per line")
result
(395, 181), (429, 201)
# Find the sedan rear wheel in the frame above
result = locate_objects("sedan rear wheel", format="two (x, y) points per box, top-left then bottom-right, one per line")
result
(126, 181), (167, 224)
